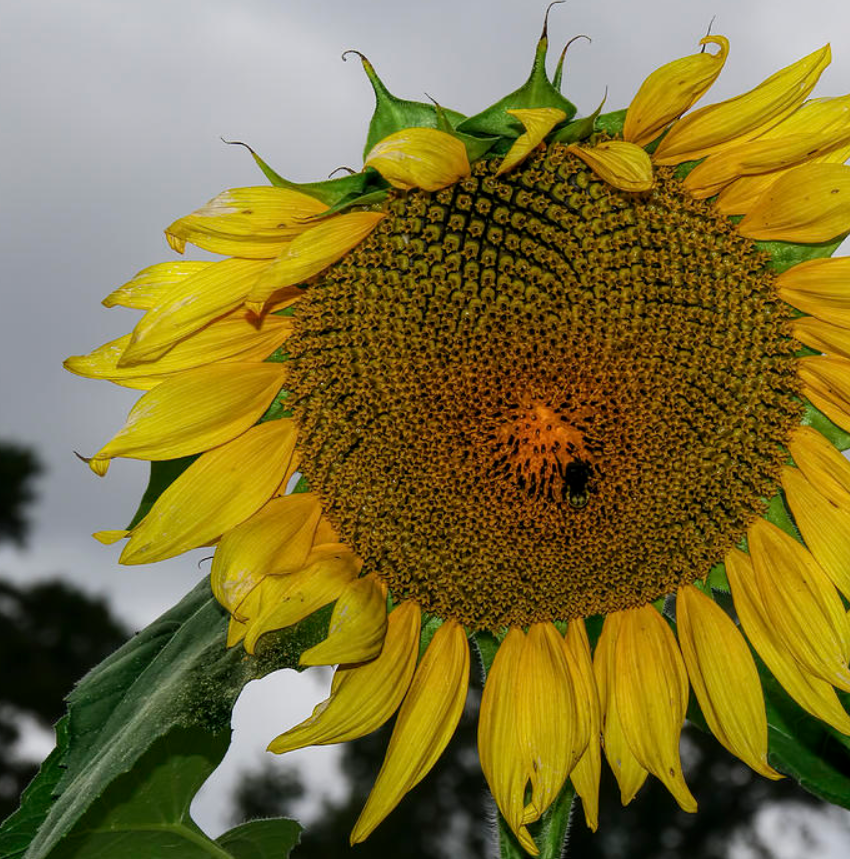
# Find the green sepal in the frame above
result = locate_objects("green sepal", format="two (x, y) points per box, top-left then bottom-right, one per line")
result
(758, 232), (848, 274)
(550, 91), (606, 145)
(313, 186), (391, 220)
(706, 561), (730, 593)
(494, 779), (576, 859)
(594, 108), (626, 136)
(222, 139), (378, 207)
(455, 23), (577, 138)
(762, 491), (801, 542)
(418, 614), (444, 659)
(433, 101), (500, 163)
(801, 398), (850, 451)
(345, 51), (466, 160)
(127, 455), (198, 529)
(552, 34), (591, 92)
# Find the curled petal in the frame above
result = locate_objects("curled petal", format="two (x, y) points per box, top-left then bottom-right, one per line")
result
(654, 45), (831, 164)
(87, 363), (287, 475)
(567, 141), (654, 192)
(497, 108), (567, 176)
(478, 628), (536, 854)
(120, 419), (297, 565)
(614, 604), (696, 812)
(247, 212), (385, 311)
(624, 35), (729, 147)
(92, 529), (129, 545)
(677, 585), (779, 779)
(300, 574), (388, 666)
(726, 548), (850, 735)
(364, 128), (471, 191)
(102, 261), (213, 309)
(748, 517), (850, 691)
(210, 492), (322, 614)
(787, 425), (850, 508)
(165, 186), (328, 259)
(268, 601), (421, 752)
(351, 619), (470, 844)
(737, 162), (850, 242)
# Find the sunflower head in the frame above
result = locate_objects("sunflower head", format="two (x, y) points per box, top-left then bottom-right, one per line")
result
(68, 15), (850, 856)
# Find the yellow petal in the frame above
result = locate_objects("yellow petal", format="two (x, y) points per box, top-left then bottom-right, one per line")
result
(65, 312), (292, 389)
(776, 257), (850, 328)
(781, 466), (850, 601)
(120, 418), (297, 564)
(478, 628), (538, 855)
(614, 604), (696, 812)
(225, 586), (261, 648)
(300, 574), (388, 666)
(165, 187), (329, 259)
(92, 529), (129, 545)
(517, 622), (582, 827)
(748, 517), (850, 691)
(623, 36), (729, 147)
(564, 620), (601, 832)
(363, 128), (471, 192)
(726, 548), (850, 734)
(120, 258), (270, 365)
(247, 212), (385, 312)
(737, 162), (850, 242)
(243, 546), (361, 653)
(800, 355), (850, 433)
(87, 363), (287, 474)
(210, 492), (321, 614)
(677, 585), (779, 779)
(102, 261), (215, 310)
(567, 141), (654, 192)
(496, 108), (567, 176)
(653, 45), (831, 165)
(793, 317), (850, 360)
(787, 425), (850, 508)
(268, 600), (420, 753)
(351, 619), (470, 844)
(594, 614), (648, 805)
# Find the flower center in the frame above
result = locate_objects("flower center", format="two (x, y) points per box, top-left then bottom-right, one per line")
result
(287, 144), (801, 629)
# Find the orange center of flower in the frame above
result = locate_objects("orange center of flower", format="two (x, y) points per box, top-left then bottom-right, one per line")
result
(287, 144), (801, 629)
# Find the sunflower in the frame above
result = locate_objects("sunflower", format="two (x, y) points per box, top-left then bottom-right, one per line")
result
(66, 16), (850, 856)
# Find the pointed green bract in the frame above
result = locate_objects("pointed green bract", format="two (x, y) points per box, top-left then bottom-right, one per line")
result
(594, 108), (626, 135)
(434, 101), (500, 163)
(551, 92), (606, 144)
(801, 399), (850, 451)
(759, 233), (849, 274)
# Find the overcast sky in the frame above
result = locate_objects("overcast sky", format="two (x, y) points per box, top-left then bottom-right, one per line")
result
(3, 0), (850, 847)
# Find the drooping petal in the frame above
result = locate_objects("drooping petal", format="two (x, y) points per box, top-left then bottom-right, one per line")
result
(478, 628), (537, 855)
(225, 586), (261, 648)
(726, 548), (850, 734)
(517, 622), (581, 826)
(781, 466), (850, 601)
(737, 162), (850, 242)
(677, 585), (779, 779)
(567, 141), (654, 192)
(623, 35), (729, 147)
(243, 547), (361, 653)
(92, 529), (129, 545)
(614, 604), (696, 812)
(747, 517), (850, 691)
(363, 128), (471, 191)
(776, 257), (850, 328)
(65, 311), (292, 389)
(165, 187), (329, 259)
(497, 108), (567, 176)
(119, 418), (297, 564)
(564, 620), (601, 831)
(300, 574), (388, 666)
(102, 261), (214, 309)
(799, 355), (850, 433)
(247, 212), (386, 312)
(210, 492), (322, 614)
(86, 363), (287, 475)
(653, 45), (831, 164)
(268, 601), (421, 753)
(787, 425), (850, 508)
(594, 614), (648, 805)
(351, 619), (470, 844)
(120, 258), (271, 365)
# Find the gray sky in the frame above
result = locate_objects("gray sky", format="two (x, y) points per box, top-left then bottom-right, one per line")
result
(3, 0), (850, 846)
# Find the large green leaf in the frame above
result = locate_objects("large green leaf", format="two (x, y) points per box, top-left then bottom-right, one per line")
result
(0, 578), (330, 859)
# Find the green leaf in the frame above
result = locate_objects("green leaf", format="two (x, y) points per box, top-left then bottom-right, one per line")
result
(344, 51), (466, 159)
(456, 22), (577, 138)
(4, 578), (330, 859)
(127, 456), (197, 529)
(758, 232), (848, 274)
(215, 819), (302, 859)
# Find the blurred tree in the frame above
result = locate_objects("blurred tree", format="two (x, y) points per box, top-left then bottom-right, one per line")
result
(0, 442), (129, 823)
